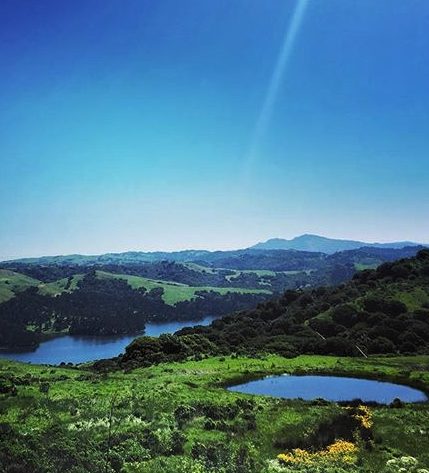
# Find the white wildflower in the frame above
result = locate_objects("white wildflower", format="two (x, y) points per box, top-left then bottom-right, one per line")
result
(400, 456), (418, 466)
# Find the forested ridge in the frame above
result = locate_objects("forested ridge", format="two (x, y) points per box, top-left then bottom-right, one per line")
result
(0, 246), (424, 351)
(114, 249), (429, 370)
(0, 271), (269, 350)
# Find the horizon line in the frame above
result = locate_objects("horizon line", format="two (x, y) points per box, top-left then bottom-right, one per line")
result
(0, 233), (425, 262)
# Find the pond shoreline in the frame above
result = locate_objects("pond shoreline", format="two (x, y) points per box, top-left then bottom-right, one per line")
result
(218, 361), (429, 403)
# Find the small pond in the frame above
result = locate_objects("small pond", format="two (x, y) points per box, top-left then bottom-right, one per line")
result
(228, 374), (428, 404)
(0, 315), (217, 365)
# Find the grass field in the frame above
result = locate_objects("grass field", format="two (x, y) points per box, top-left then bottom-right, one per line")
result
(354, 263), (379, 271)
(96, 270), (272, 305)
(182, 262), (218, 274)
(225, 269), (313, 281)
(1, 354), (428, 472)
(0, 269), (41, 303)
(0, 268), (272, 306)
(38, 274), (85, 296)
(0, 270), (86, 302)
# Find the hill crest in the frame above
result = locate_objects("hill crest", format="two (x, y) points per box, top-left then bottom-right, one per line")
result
(250, 234), (422, 254)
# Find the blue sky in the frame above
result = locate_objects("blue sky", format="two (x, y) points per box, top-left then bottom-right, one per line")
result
(1, 0), (428, 258)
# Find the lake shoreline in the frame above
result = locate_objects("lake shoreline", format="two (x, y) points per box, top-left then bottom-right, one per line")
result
(0, 315), (219, 364)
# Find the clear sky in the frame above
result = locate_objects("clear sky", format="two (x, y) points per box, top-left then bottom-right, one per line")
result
(1, 0), (428, 259)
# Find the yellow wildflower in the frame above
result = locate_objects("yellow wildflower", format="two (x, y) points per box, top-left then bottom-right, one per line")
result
(277, 440), (358, 466)
(348, 405), (373, 429)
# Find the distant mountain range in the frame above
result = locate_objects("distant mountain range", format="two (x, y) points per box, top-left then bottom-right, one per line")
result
(250, 234), (423, 254)
(2, 234), (426, 265)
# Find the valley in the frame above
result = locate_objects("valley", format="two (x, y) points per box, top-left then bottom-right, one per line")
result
(2, 0), (428, 470)
(1, 242), (429, 472)
(0, 244), (423, 353)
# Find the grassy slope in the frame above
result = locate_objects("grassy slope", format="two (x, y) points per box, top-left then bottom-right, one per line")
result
(96, 270), (272, 305)
(358, 281), (429, 312)
(182, 262), (218, 274)
(0, 355), (428, 471)
(181, 264), (310, 280)
(0, 268), (271, 306)
(354, 263), (379, 271)
(0, 269), (41, 303)
(0, 270), (85, 302)
(303, 272), (429, 328)
(38, 274), (85, 296)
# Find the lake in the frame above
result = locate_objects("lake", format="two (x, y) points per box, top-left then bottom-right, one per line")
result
(228, 374), (428, 403)
(0, 315), (217, 365)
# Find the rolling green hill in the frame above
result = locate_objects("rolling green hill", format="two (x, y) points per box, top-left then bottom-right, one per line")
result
(0, 270), (84, 303)
(1, 248), (427, 352)
(0, 267), (273, 350)
(0, 267), (271, 307)
(0, 269), (41, 303)
(96, 271), (271, 305)
(119, 249), (429, 371)
(38, 274), (85, 296)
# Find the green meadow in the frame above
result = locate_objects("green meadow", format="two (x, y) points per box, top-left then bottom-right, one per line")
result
(0, 269), (40, 303)
(0, 268), (271, 306)
(1, 354), (428, 472)
(96, 270), (271, 305)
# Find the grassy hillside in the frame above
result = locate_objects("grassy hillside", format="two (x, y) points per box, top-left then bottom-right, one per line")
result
(1, 249), (427, 353)
(0, 269), (41, 303)
(0, 270), (272, 349)
(96, 270), (271, 305)
(0, 270), (85, 303)
(116, 249), (429, 369)
(1, 246), (423, 299)
(1, 355), (428, 472)
(0, 266), (271, 307)
(38, 274), (85, 296)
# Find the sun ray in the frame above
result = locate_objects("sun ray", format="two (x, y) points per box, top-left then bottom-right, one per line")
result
(242, 0), (309, 183)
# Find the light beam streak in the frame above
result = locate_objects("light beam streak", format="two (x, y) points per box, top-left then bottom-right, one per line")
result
(242, 0), (309, 182)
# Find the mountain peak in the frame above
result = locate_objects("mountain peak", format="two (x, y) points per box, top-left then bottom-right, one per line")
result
(250, 234), (422, 254)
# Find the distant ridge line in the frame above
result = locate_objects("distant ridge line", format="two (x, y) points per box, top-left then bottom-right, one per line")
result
(250, 233), (424, 254)
(0, 234), (426, 263)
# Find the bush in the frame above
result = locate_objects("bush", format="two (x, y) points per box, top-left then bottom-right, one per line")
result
(367, 337), (396, 354)
(331, 305), (358, 328)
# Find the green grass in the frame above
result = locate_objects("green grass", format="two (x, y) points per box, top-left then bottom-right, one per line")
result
(359, 283), (429, 313)
(1, 355), (429, 472)
(225, 269), (276, 282)
(38, 274), (84, 296)
(225, 269), (313, 282)
(182, 262), (218, 274)
(0, 270), (85, 302)
(354, 263), (379, 271)
(0, 268), (272, 306)
(0, 269), (41, 303)
(393, 287), (429, 311)
(96, 270), (271, 305)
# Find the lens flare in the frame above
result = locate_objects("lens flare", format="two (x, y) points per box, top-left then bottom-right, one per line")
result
(242, 0), (309, 183)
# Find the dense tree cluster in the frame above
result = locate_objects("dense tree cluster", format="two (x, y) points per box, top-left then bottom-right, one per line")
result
(117, 250), (429, 369)
(0, 272), (269, 350)
(0, 246), (425, 352)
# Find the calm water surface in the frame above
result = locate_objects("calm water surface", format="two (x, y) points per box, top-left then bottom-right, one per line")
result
(0, 315), (217, 365)
(228, 374), (428, 403)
